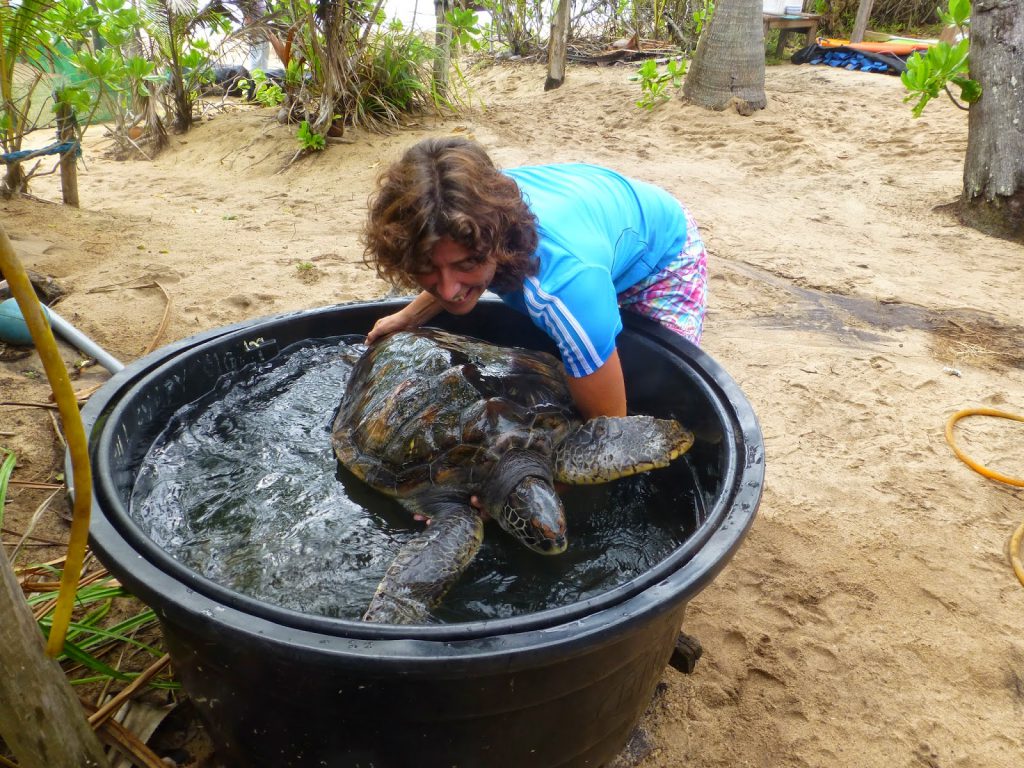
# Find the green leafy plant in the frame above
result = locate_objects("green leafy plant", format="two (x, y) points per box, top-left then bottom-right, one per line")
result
(441, 7), (485, 106)
(631, 58), (686, 110)
(692, 0), (715, 37)
(355, 30), (438, 125)
(901, 0), (980, 117)
(0, 449), (15, 525)
(481, 0), (544, 56)
(296, 119), (325, 151)
(243, 69), (286, 107)
(0, 0), (62, 196)
(61, 0), (240, 140)
(446, 7), (483, 51)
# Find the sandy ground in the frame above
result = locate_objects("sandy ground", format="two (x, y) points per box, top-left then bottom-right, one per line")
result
(2, 59), (1023, 767)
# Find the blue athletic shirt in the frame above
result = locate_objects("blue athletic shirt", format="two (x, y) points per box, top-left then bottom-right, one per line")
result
(498, 164), (688, 378)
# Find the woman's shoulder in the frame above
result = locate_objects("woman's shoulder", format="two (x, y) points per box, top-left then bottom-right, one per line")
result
(505, 163), (613, 180)
(521, 258), (612, 300)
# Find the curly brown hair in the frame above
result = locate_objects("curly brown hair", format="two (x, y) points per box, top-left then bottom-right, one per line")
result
(362, 137), (538, 293)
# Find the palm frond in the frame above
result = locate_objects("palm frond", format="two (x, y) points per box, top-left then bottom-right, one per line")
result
(1, 0), (58, 69)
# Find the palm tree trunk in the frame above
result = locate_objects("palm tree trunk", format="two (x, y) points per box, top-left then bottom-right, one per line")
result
(682, 0), (766, 114)
(961, 0), (1024, 240)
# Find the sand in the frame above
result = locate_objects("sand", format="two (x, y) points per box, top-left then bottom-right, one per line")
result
(2, 59), (1023, 767)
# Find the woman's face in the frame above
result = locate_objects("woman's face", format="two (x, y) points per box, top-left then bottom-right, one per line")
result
(414, 237), (497, 315)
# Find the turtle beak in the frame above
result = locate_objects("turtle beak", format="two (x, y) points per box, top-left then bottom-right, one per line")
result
(534, 530), (567, 553)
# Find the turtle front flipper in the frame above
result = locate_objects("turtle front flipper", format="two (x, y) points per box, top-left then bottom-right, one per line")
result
(554, 415), (695, 484)
(362, 505), (484, 624)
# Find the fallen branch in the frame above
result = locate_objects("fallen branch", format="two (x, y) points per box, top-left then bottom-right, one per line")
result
(72, 382), (106, 401)
(1, 400), (60, 410)
(2, 527), (65, 546)
(10, 489), (61, 563)
(141, 281), (172, 356)
(48, 409), (67, 449)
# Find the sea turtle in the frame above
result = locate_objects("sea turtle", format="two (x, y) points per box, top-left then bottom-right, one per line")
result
(331, 328), (694, 624)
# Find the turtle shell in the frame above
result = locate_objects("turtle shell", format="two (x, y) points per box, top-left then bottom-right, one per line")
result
(332, 329), (577, 512)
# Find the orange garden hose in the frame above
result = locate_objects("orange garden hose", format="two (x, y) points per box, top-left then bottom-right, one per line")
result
(0, 223), (92, 656)
(944, 407), (1024, 587)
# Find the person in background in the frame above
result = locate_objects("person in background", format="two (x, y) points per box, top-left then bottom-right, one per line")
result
(362, 136), (708, 420)
(243, 0), (270, 72)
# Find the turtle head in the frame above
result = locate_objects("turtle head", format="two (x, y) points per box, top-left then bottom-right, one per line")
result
(483, 451), (567, 555)
(494, 476), (567, 555)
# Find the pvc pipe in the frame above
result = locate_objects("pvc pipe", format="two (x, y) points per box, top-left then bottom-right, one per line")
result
(47, 307), (125, 373)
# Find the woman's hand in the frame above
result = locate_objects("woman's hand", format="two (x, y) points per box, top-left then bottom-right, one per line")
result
(413, 495), (486, 526)
(366, 311), (412, 345)
(365, 291), (445, 345)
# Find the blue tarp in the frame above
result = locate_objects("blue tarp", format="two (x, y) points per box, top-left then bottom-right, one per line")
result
(791, 43), (908, 76)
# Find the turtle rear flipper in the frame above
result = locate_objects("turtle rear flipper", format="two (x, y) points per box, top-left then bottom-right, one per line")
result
(362, 505), (484, 624)
(554, 415), (695, 485)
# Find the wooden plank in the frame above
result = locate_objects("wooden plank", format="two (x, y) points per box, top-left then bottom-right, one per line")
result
(850, 0), (875, 43)
(433, 0), (453, 95)
(763, 13), (820, 56)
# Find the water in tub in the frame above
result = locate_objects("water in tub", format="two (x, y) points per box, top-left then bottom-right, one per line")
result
(130, 338), (706, 622)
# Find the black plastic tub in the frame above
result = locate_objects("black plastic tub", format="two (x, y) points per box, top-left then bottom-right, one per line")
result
(80, 298), (764, 768)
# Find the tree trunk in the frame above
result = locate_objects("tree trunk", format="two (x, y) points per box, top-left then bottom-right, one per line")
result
(310, 2), (347, 136)
(434, 0), (454, 97)
(171, 74), (192, 133)
(165, 6), (193, 133)
(544, 0), (571, 91)
(682, 0), (766, 114)
(56, 102), (79, 208)
(960, 0), (1024, 240)
(1, 161), (27, 199)
(850, 0), (875, 43)
(0, 549), (110, 768)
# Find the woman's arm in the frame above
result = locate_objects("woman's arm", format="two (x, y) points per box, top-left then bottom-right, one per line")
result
(366, 291), (444, 344)
(565, 349), (627, 419)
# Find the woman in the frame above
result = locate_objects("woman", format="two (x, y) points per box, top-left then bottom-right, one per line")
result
(362, 137), (708, 420)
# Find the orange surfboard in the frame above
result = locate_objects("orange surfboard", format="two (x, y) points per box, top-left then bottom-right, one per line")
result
(817, 37), (931, 55)
(848, 41), (931, 55)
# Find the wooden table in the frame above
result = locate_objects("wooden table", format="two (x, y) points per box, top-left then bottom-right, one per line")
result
(763, 13), (822, 57)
